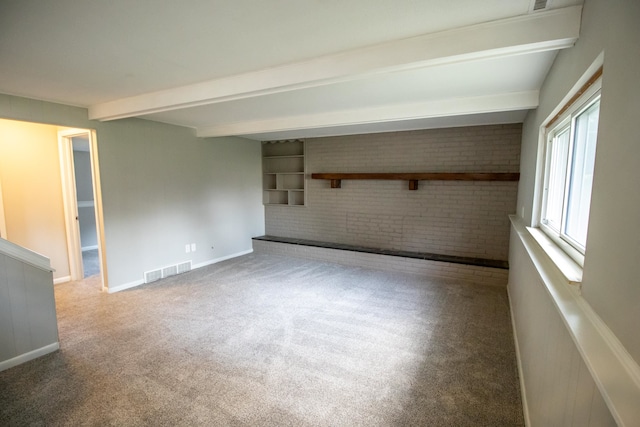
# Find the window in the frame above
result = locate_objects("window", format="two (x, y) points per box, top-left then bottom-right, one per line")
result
(540, 75), (601, 266)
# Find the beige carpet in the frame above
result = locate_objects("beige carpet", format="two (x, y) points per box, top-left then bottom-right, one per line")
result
(0, 253), (523, 426)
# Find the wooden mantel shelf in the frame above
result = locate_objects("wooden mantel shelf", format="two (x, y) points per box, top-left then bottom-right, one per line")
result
(311, 172), (520, 190)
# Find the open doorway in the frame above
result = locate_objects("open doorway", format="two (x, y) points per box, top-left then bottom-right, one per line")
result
(58, 128), (108, 290)
(0, 119), (107, 289)
(72, 136), (100, 277)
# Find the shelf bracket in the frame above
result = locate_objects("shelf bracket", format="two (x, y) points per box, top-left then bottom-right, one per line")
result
(330, 179), (341, 188)
(408, 180), (419, 191)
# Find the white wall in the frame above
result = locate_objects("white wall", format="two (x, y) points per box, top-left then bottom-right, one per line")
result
(0, 97), (265, 290)
(509, 222), (617, 425)
(511, 0), (640, 424)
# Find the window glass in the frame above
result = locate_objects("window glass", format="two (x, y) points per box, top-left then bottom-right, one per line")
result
(539, 87), (600, 261)
(564, 100), (600, 248)
(543, 127), (570, 232)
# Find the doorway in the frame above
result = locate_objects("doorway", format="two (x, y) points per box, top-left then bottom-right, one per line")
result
(58, 128), (108, 290)
(0, 178), (6, 239)
(72, 136), (100, 277)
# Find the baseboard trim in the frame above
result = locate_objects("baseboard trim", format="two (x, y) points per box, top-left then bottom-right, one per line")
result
(107, 278), (145, 294)
(192, 248), (253, 270)
(107, 249), (254, 294)
(0, 342), (60, 372)
(81, 245), (98, 252)
(507, 287), (531, 427)
(53, 275), (71, 285)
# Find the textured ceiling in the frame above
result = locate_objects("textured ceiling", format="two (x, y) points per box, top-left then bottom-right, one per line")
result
(0, 0), (583, 140)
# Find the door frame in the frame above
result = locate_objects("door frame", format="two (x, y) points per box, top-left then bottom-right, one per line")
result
(0, 179), (7, 239)
(58, 128), (108, 290)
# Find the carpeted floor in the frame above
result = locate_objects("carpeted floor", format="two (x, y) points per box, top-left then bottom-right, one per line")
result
(82, 249), (100, 278)
(0, 253), (523, 426)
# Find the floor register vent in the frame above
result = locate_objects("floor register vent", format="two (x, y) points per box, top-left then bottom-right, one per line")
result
(144, 261), (192, 284)
(531, 0), (549, 11)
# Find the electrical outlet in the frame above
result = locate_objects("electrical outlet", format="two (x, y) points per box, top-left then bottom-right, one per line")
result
(191, 243), (196, 252)
(185, 244), (191, 253)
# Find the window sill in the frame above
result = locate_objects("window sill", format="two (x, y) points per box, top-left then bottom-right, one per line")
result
(525, 225), (583, 288)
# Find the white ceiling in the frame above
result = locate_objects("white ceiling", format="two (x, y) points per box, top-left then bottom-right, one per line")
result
(0, 0), (583, 141)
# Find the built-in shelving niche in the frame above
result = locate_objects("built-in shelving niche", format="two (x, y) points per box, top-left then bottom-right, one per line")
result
(262, 139), (305, 207)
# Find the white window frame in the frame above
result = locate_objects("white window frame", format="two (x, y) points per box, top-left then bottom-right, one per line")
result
(538, 76), (602, 268)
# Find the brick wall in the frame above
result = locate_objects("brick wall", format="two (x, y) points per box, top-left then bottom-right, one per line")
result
(265, 124), (521, 261)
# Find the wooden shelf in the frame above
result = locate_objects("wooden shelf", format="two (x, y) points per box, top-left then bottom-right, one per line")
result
(263, 155), (304, 159)
(311, 172), (520, 190)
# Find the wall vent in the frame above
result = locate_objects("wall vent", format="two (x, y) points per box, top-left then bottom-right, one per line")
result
(177, 261), (192, 274)
(162, 265), (178, 278)
(144, 260), (192, 284)
(144, 269), (162, 284)
(531, 0), (549, 11)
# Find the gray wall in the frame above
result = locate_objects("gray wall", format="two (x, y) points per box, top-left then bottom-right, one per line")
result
(0, 97), (265, 290)
(0, 249), (58, 370)
(515, 0), (640, 365)
(510, 0), (640, 423)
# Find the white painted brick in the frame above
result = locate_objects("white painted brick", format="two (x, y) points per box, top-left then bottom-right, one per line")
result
(265, 124), (521, 262)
